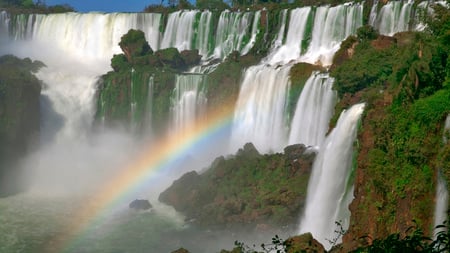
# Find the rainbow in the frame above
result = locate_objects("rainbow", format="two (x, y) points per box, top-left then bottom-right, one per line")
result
(54, 103), (236, 253)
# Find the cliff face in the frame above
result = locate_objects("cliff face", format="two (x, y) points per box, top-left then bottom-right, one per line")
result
(0, 55), (42, 196)
(331, 32), (450, 250)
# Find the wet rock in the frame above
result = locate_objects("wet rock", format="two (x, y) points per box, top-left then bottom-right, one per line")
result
(129, 199), (152, 210)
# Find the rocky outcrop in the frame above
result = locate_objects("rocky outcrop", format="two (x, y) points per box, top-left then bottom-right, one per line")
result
(0, 55), (42, 196)
(285, 233), (326, 253)
(129, 199), (152, 210)
(159, 143), (316, 230)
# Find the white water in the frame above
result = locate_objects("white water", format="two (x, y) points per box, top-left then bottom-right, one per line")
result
(434, 171), (449, 239)
(231, 65), (291, 153)
(213, 11), (260, 59)
(371, 0), (414, 36)
(160, 10), (198, 51)
(434, 114), (450, 240)
(6, 10), (260, 63)
(196, 11), (213, 58)
(267, 7), (312, 65)
(300, 3), (363, 66)
(288, 72), (337, 147)
(171, 74), (207, 137)
(298, 103), (365, 250)
(231, 3), (362, 153)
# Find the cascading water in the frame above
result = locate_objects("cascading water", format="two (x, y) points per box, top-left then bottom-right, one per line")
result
(160, 10), (198, 52)
(267, 7), (312, 65)
(434, 114), (450, 240)
(231, 65), (292, 152)
(213, 10), (260, 59)
(195, 11), (213, 58)
(288, 72), (337, 147)
(300, 3), (363, 65)
(230, 7), (312, 153)
(231, 3), (362, 153)
(371, 0), (414, 36)
(171, 74), (207, 137)
(298, 103), (365, 250)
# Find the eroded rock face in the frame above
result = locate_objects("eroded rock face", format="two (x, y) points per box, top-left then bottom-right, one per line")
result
(159, 143), (316, 230)
(0, 55), (42, 196)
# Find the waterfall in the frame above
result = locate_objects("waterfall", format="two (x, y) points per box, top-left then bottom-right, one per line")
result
(231, 65), (291, 153)
(369, 0), (379, 27)
(7, 13), (162, 63)
(171, 74), (207, 137)
(300, 3), (363, 66)
(231, 3), (362, 153)
(160, 10), (198, 52)
(298, 103), (365, 250)
(288, 72), (337, 147)
(434, 114), (450, 240)
(195, 11), (213, 58)
(212, 10), (260, 59)
(434, 171), (449, 239)
(267, 7), (312, 65)
(145, 76), (154, 132)
(372, 0), (414, 36)
(272, 9), (288, 49)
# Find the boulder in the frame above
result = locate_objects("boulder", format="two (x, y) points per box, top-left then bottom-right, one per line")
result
(285, 233), (326, 253)
(129, 199), (152, 210)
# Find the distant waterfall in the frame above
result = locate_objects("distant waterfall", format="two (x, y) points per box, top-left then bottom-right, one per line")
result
(298, 103), (365, 250)
(171, 74), (207, 137)
(5, 10), (260, 62)
(300, 3), (363, 66)
(267, 7), (312, 65)
(8, 12), (162, 62)
(160, 10), (198, 51)
(213, 10), (261, 59)
(370, 0), (414, 36)
(231, 3), (362, 153)
(196, 11), (213, 58)
(288, 73), (337, 147)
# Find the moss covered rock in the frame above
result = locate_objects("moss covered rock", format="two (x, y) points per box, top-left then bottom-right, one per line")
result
(119, 29), (153, 63)
(159, 143), (315, 230)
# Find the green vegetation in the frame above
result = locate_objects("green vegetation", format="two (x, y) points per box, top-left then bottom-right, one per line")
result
(159, 143), (316, 229)
(0, 0), (74, 13)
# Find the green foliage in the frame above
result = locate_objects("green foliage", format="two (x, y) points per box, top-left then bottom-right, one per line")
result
(356, 25), (378, 41)
(196, 0), (229, 10)
(110, 54), (130, 72)
(355, 221), (450, 253)
(119, 29), (153, 62)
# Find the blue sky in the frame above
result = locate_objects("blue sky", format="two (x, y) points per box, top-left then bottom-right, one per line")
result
(44, 0), (182, 12)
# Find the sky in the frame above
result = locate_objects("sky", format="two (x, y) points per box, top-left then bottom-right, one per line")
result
(44, 0), (188, 13)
